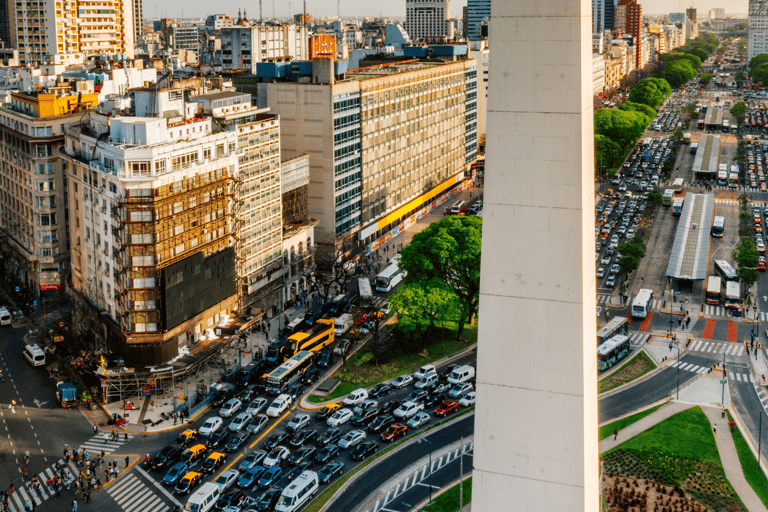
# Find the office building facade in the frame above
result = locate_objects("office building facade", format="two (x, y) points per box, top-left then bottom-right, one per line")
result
(615, 0), (642, 69)
(749, 0), (768, 64)
(467, 0), (491, 40)
(220, 26), (309, 73)
(406, 0), (453, 41)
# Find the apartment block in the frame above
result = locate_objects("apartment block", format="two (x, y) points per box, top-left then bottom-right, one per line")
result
(406, 0), (453, 41)
(257, 51), (477, 244)
(615, 0), (642, 69)
(466, 0), (490, 40)
(220, 25), (309, 73)
(11, 0), (135, 65)
(169, 25), (200, 56)
(749, 0), (768, 63)
(0, 86), (99, 295)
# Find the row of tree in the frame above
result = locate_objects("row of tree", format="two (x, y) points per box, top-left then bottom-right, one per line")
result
(749, 53), (768, 86)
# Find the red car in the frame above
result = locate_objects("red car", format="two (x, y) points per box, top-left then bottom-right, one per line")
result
(435, 400), (459, 417)
(381, 423), (408, 442)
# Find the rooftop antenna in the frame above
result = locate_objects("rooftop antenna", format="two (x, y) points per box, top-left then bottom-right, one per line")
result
(260, 0), (262, 24)
(303, 0), (306, 26)
(338, 0), (340, 19)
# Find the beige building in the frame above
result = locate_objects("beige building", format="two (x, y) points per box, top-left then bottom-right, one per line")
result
(603, 53), (625, 91)
(11, 0), (135, 65)
(0, 85), (99, 295)
(592, 54), (605, 94)
(220, 25), (308, 72)
(257, 56), (478, 243)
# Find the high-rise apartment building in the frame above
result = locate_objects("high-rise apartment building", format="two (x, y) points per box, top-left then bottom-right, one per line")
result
(168, 25), (200, 56)
(669, 12), (686, 25)
(11, 0), (134, 65)
(593, 0), (617, 36)
(220, 26), (309, 73)
(615, 0), (642, 69)
(0, 0), (11, 48)
(687, 7), (697, 22)
(132, 0), (142, 50)
(466, 0), (490, 40)
(709, 8), (725, 20)
(0, 86), (99, 296)
(749, 0), (768, 64)
(405, 0), (453, 41)
(257, 53), (477, 242)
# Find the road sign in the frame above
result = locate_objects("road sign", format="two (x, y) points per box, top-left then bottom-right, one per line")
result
(720, 379), (727, 384)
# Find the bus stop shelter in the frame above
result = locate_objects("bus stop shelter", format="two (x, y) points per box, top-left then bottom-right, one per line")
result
(666, 193), (714, 291)
(692, 134), (721, 181)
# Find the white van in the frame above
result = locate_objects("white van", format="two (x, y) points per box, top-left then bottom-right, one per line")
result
(447, 365), (475, 385)
(0, 307), (10, 326)
(23, 344), (45, 367)
(183, 483), (221, 512)
(275, 470), (319, 512)
(414, 373), (437, 389)
(334, 313), (353, 336)
(342, 388), (368, 406)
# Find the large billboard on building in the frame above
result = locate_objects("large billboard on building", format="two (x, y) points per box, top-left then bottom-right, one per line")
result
(161, 248), (237, 330)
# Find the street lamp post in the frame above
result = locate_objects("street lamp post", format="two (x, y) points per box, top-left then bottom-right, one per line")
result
(418, 437), (434, 505)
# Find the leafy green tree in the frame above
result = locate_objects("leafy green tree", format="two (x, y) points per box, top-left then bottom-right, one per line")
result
(735, 70), (745, 86)
(681, 101), (699, 115)
(671, 128), (684, 142)
(730, 101), (747, 118)
(663, 60), (697, 88)
(660, 52), (701, 70)
(618, 238), (646, 274)
(733, 237), (759, 290)
(389, 284), (458, 344)
(628, 78), (672, 109)
(752, 63), (768, 86)
(647, 190), (663, 207)
(750, 53), (768, 70)
(699, 72), (712, 85)
(687, 48), (709, 62)
(594, 108), (649, 148)
(595, 134), (622, 173)
(399, 216), (481, 340)
(618, 101), (656, 122)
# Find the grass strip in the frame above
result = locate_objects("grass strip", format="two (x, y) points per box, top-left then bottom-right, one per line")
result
(598, 351), (657, 394)
(303, 407), (475, 512)
(727, 410), (768, 507)
(598, 402), (667, 441)
(422, 477), (472, 512)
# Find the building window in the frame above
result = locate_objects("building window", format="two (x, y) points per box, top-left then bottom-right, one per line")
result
(172, 152), (198, 170)
(103, 157), (114, 171)
(33, 126), (52, 137)
(154, 159), (165, 173)
(129, 161), (151, 177)
(34, 144), (51, 157)
(35, 162), (54, 175)
(36, 180), (55, 192)
(40, 247), (58, 257)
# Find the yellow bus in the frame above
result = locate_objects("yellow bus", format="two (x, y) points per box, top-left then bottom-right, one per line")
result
(280, 318), (335, 361)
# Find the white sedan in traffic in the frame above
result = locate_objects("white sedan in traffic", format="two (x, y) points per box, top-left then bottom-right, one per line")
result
(327, 408), (354, 427)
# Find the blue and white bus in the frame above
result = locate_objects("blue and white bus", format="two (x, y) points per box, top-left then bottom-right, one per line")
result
(597, 334), (631, 371)
(631, 289), (654, 319)
(263, 351), (314, 395)
(671, 197), (684, 216)
(374, 260), (405, 293)
(711, 216), (725, 238)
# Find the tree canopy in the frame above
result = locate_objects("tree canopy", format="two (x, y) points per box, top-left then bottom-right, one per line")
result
(594, 108), (651, 149)
(733, 237), (759, 291)
(750, 53), (768, 70)
(647, 190), (663, 207)
(618, 237), (646, 274)
(730, 101), (747, 118)
(628, 78), (672, 109)
(595, 134), (622, 172)
(752, 63), (768, 86)
(619, 101), (656, 121)
(686, 48), (709, 63)
(389, 284), (458, 345)
(399, 215), (482, 340)
(663, 60), (697, 88)
(699, 72), (712, 85)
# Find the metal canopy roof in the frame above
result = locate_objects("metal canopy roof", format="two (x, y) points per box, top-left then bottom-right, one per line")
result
(692, 134), (720, 175)
(666, 193), (714, 280)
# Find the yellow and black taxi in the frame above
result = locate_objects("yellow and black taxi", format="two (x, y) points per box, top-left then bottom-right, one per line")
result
(177, 429), (197, 445)
(315, 402), (341, 422)
(173, 471), (202, 495)
(181, 443), (207, 464)
(201, 451), (227, 473)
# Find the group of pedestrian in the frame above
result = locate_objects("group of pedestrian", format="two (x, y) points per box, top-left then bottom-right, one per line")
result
(677, 315), (692, 329)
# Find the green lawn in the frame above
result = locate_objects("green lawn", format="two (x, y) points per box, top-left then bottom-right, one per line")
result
(605, 406), (720, 461)
(727, 410), (768, 507)
(598, 351), (657, 394)
(423, 477), (472, 512)
(308, 321), (476, 402)
(598, 402), (667, 441)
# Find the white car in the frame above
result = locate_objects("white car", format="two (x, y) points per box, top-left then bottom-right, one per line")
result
(220, 398), (242, 418)
(198, 416), (223, 437)
(266, 394), (292, 418)
(213, 469), (239, 492)
(407, 412), (431, 429)
(327, 408), (354, 427)
(459, 391), (476, 407)
(391, 375), (413, 389)
(263, 446), (290, 468)
(381, 302), (391, 315)
(246, 414), (269, 435)
(448, 383), (473, 399)
(342, 389), (369, 406)
(413, 365), (437, 381)
(245, 398), (268, 416)
(394, 401), (425, 419)
(596, 267), (605, 278)
(287, 413), (310, 433)
(338, 430), (367, 450)
(600, 255), (611, 265)
(228, 412), (253, 432)
(610, 264), (620, 274)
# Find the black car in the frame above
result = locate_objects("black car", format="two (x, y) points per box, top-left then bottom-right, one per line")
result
(287, 383), (305, 400)
(225, 431), (249, 453)
(315, 443), (340, 464)
(352, 409), (378, 426)
(380, 400), (402, 415)
(289, 429), (318, 448)
(302, 369), (319, 386)
(254, 486), (283, 511)
(317, 427), (343, 447)
(317, 461), (344, 484)
(265, 431), (290, 451)
(237, 387), (256, 403)
(406, 390), (428, 403)
(212, 388), (236, 408)
(369, 383), (392, 398)
(316, 406), (336, 422)
(151, 445), (183, 470)
(288, 446), (316, 466)
(440, 364), (458, 380)
(423, 394), (444, 409)
(286, 462), (313, 482)
(351, 441), (379, 461)
(205, 430), (227, 450)
(316, 351), (334, 368)
(215, 489), (247, 511)
(368, 414), (394, 434)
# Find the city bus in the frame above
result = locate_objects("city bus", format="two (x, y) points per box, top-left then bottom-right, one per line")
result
(631, 289), (654, 319)
(672, 178), (685, 194)
(706, 275), (722, 304)
(263, 351), (315, 395)
(597, 335), (631, 371)
(596, 317), (628, 346)
(662, 189), (674, 206)
(711, 216), (725, 237)
(717, 170), (729, 186)
(714, 259), (738, 281)
(280, 319), (335, 362)
(725, 280), (741, 310)
(374, 261), (405, 292)
(449, 201), (466, 215)
(671, 197), (684, 215)
(729, 165), (739, 188)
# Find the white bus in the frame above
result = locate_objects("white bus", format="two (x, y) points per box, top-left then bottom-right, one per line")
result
(596, 317), (628, 345)
(725, 281), (741, 309)
(729, 165), (739, 188)
(711, 216), (725, 237)
(706, 276), (722, 304)
(597, 335), (631, 371)
(631, 289), (654, 319)
(662, 189), (674, 206)
(358, 278), (373, 306)
(714, 259), (738, 281)
(374, 261), (405, 292)
(671, 197), (684, 215)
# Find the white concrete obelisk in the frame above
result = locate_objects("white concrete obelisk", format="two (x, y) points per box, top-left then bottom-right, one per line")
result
(472, 0), (599, 510)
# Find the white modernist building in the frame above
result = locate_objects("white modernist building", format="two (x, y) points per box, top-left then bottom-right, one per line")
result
(405, 0), (453, 41)
(473, 0), (599, 509)
(219, 25), (309, 72)
(749, 0), (768, 64)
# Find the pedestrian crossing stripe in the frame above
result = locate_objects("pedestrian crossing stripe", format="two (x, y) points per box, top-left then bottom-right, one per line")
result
(80, 432), (136, 454)
(107, 474), (171, 512)
(668, 360), (712, 375)
(703, 305), (735, 318)
(689, 339), (746, 356)
(628, 332), (650, 344)
(714, 200), (742, 205)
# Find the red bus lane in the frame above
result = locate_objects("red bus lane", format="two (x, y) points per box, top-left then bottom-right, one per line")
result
(702, 319), (717, 339)
(728, 321), (738, 343)
(638, 312), (654, 332)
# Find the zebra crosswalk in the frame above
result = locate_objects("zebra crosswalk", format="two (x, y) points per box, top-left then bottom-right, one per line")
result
(3, 459), (79, 511)
(703, 305), (736, 318)
(714, 199), (742, 205)
(628, 332), (650, 344)
(689, 339), (746, 357)
(669, 360), (710, 375)
(80, 431), (136, 454)
(107, 471), (174, 512)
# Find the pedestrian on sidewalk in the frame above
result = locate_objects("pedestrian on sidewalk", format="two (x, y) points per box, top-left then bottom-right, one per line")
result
(722, 406), (726, 418)
(92, 425), (97, 435)
(613, 428), (618, 440)
(713, 424), (717, 435)
(103, 433), (108, 444)
(71, 499), (77, 512)
(124, 457), (129, 469)
(123, 432), (128, 442)
(678, 318), (682, 327)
